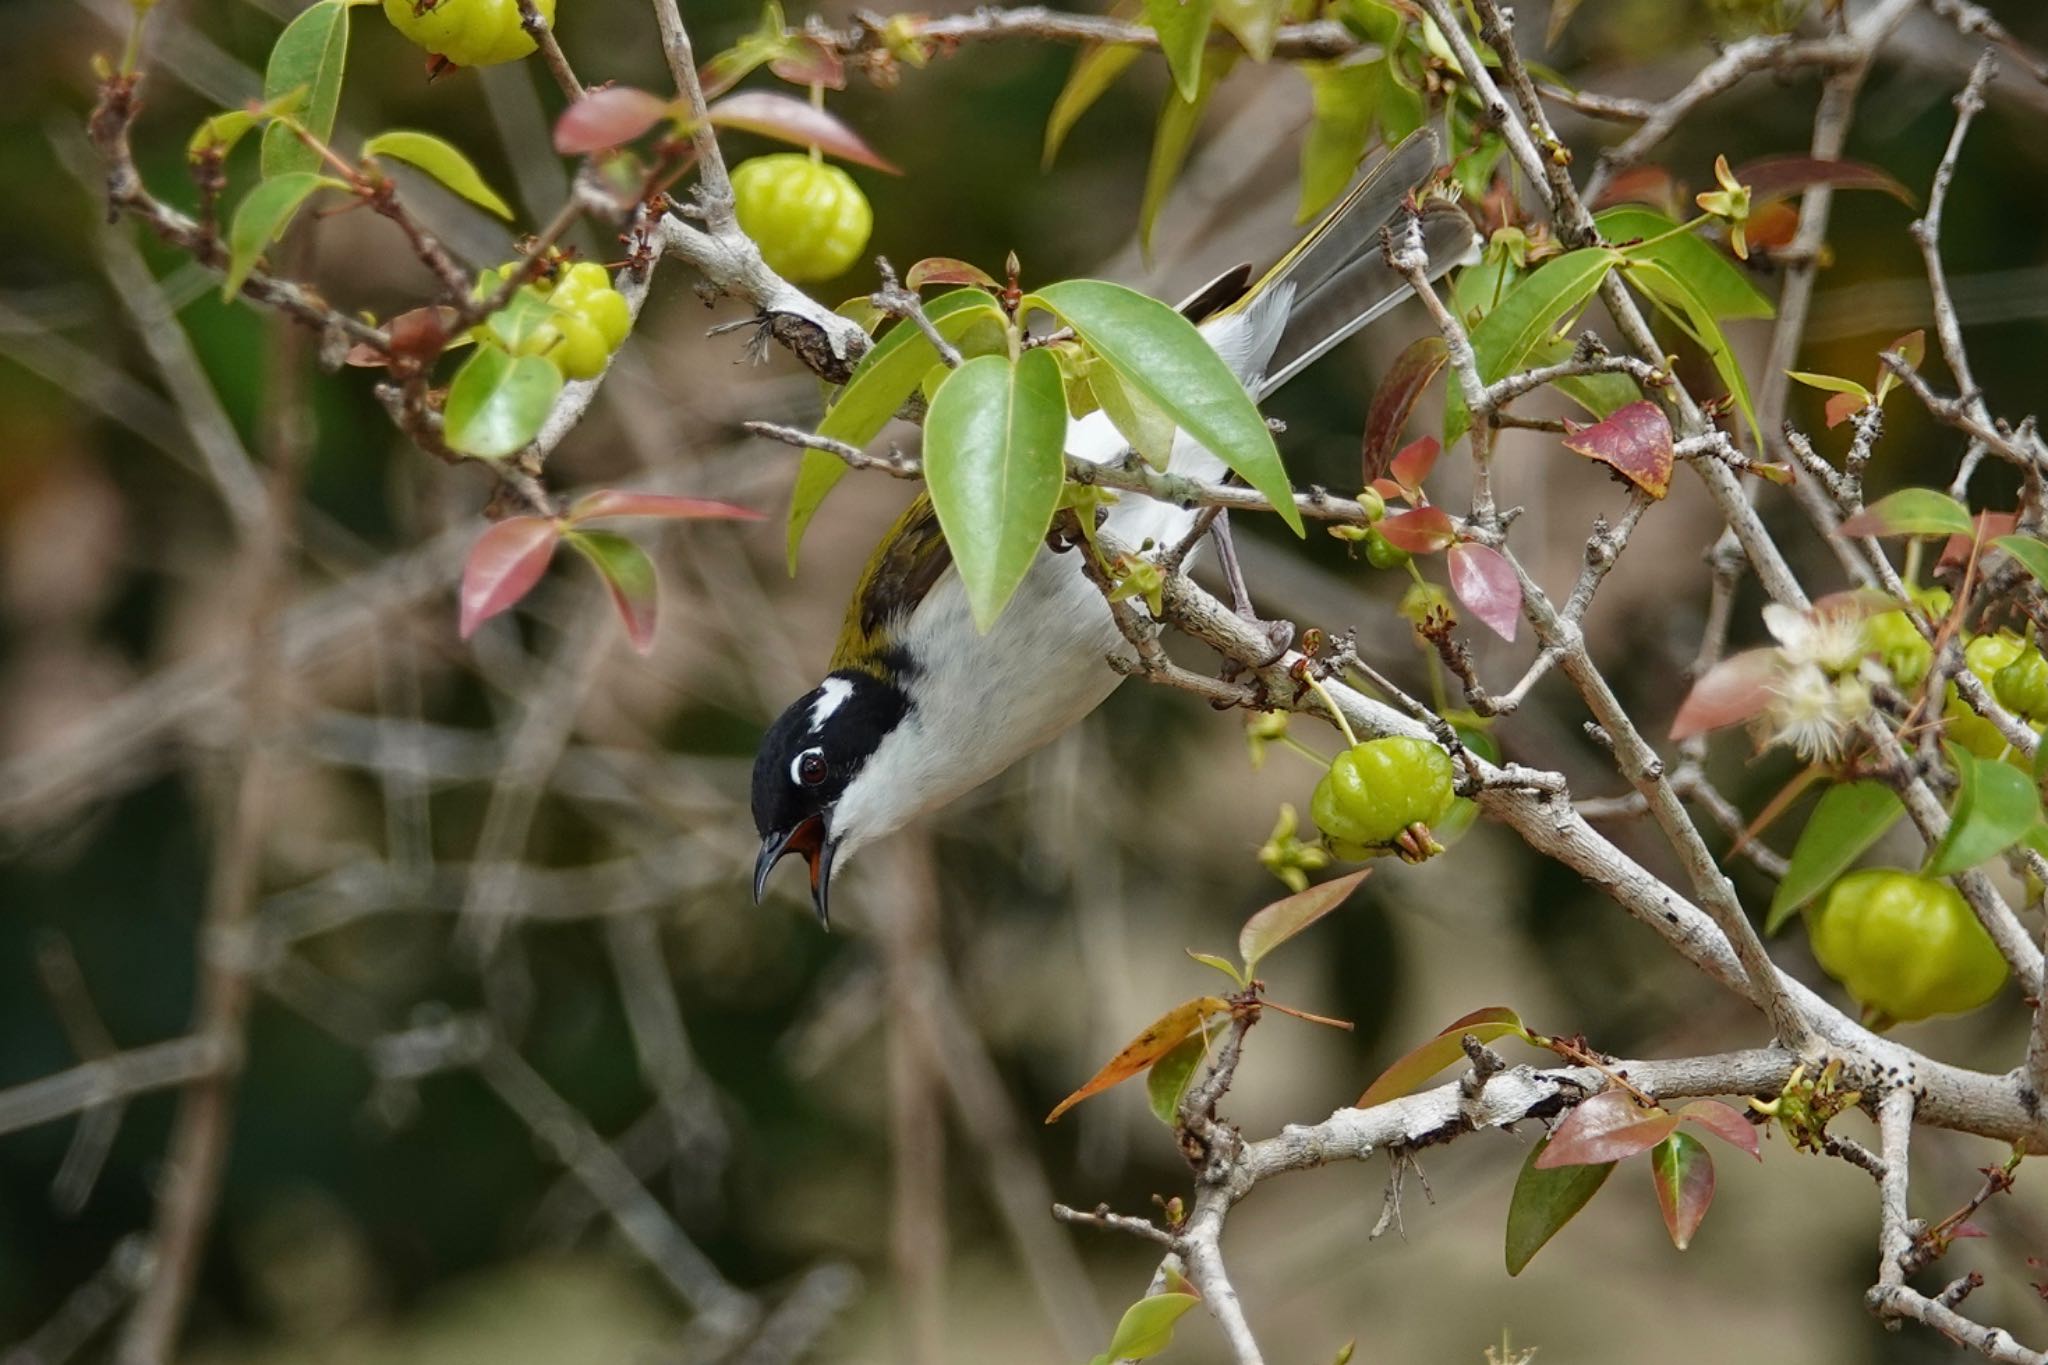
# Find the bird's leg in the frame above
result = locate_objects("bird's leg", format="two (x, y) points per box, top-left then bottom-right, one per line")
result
(1210, 510), (1293, 666)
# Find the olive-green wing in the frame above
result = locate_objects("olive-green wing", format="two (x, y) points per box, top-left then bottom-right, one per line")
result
(830, 493), (953, 673)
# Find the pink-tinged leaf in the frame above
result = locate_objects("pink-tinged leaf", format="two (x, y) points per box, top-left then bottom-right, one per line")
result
(1676, 1100), (1762, 1159)
(1951, 1221), (1990, 1241)
(345, 305), (458, 368)
(1938, 510), (2018, 568)
(1537, 1089), (1680, 1168)
(905, 257), (998, 291)
(1650, 1131), (1716, 1250)
(554, 86), (675, 155)
(1591, 164), (1682, 216)
(1378, 506), (1456, 554)
(1388, 436), (1441, 499)
(1889, 329), (1926, 373)
(1358, 1006), (1532, 1108)
(1824, 391), (1865, 429)
(1447, 543), (1521, 643)
(706, 91), (901, 173)
(769, 36), (846, 90)
(1839, 487), (1975, 539)
(1562, 400), (1674, 499)
(460, 516), (560, 639)
(1730, 155), (1916, 208)
(568, 489), (765, 524)
(1745, 200), (1800, 251)
(1362, 337), (1449, 483)
(565, 529), (659, 654)
(1238, 868), (1369, 974)
(1669, 647), (1778, 741)
(1369, 477), (1407, 505)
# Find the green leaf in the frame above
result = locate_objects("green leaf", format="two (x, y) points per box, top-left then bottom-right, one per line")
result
(1527, 335), (1640, 420)
(1104, 1291), (1201, 1361)
(785, 289), (1005, 570)
(1450, 250), (1520, 327)
(1597, 207), (1774, 322)
(1621, 256), (1761, 451)
(1139, 49), (1238, 257)
(1296, 58), (1383, 222)
(922, 349), (1070, 631)
(189, 109), (258, 161)
(1766, 781), (1906, 934)
(1650, 1131), (1715, 1250)
(1358, 1006), (1532, 1108)
(1838, 487), (1976, 538)
(1185, 949), (1245, 986)
(363, 130), (514, 219)
(1238, 867), (1369, 975)
(1785, 370), (1873, 400)
(1146, 0), (1215, 102)
(1028, 277), (1301, 533)
(1446, 248), (1619, 445)
(1213, 0), (1285, 60)
(1090, 361), (1179, 469)
(1994, 534), (2048, 587)
(222, 172), (342, 299)
(443, 345), (564, 460)
(1505, 1135), (1613, 1276)
(565, 529), (660, 654)
(260, 0), (350, 178)
(1145, 1027), (1211, 1125)
(1043, 44), (1142, 168)
(1927, 741), (2043, 876)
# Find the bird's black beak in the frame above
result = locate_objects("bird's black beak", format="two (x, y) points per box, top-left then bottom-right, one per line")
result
(753, 813), (836, 928)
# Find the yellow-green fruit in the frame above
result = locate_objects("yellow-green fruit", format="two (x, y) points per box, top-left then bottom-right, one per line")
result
(730, 154), (873, 283)
(1947, 633), (2028, 758)
(1864, 610), (1931, 689)
(1806, 869), (2008, 1024)
(382, 0), (553, 67)
(1311, 737), (1456, 852)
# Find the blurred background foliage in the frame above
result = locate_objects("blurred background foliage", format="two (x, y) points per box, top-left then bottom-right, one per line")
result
(4, 0), (2048, 1361)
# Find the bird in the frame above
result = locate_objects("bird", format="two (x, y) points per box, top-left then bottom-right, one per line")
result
(752, 129), (1475, 925)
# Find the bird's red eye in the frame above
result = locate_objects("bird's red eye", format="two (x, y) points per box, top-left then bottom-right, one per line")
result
(797, 749), (828, 785)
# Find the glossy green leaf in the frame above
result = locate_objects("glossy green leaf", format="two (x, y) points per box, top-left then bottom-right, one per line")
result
(922, 349), (1070, 631)
(1446, 248), (1619, 444)
(1296, 58), (1383, 222)
(1043, 44), (1142, 168)
(1927, 741), (2042, 876)
(1239, 868), (1369, 975)
(1621, 256), (1760, 451)
(1104, 1290), (1201, 1360)
(260, 0), (350, 178)
(1451, 249), (1519, 326)
(1090, 361), (1179, 469)
(363, 130), (514, 219)
(1785, 370), (1873, 399)
(1766, 781), (1905, 934)
(1994, 535), (2048, 587)
(442, 345), (564, 460)
(222, 172), (342, 299)
(1505, 1135), (1614, 1276)
(1146, 1027), (1211, 1125)
(1650, 1131), (1715, 1250)
(565, 529), (659, 654)
(1139, 50), (1238, 257)
(785, 289), (1005, 571)
(1146, 0), (1215, 101)
(1597, 207), (1773, 321)
(1838, 487), (1976, 538)
(1028, 277), (1300, 533)
(189, 109), (258, 161)
(1358, 1006), (1531, 1108)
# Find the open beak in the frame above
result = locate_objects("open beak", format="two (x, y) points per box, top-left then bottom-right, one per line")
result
(753, 814), (837, 928)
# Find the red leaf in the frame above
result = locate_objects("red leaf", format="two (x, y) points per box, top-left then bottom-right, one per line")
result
(1651, 1131), (1716, 1250)
(1388, 436), (1440, 500)
(1537, 1090), (1680, 1168)
(1746, 200), (1800, 251)
(565, 529), (660, 654)
(1676, 1100), (1762, 1159)
(345, 305), (457, 368)
(1888, 329), (1926, 374)
(1592, 164), (1682, 217)
(1369, 477), (1407, 506)
(1377, 506), (1455, 554)
(769, 36), (846, 90)
(568, 489), (764, 524)
(1824, 391), (1865, 429)
(1730, 155), (1916, 208)
(1952, 1221), (1990, 1241)
(1362, 338), (1449, 483)
(905, 257), (997, 291)
(1670, 647), (1778, 741)
(1562, 401), (1674, 499)
(706, 91), (901, 173)
(554, 86), (674, 155)
(1939, 511), (2018, 569)
(460, 516), (561, 639)
(1447, 543), (1520, 643)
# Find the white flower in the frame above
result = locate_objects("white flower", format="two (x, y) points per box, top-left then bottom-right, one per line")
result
(1763, 603), (1869, 677)
(1762, 661), (1873, 761)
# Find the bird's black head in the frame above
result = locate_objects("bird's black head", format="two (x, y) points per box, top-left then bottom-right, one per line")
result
(751, 669), (910, 926)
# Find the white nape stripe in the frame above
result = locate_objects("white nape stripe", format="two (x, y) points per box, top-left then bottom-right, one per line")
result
(808, 677), (854, 733)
